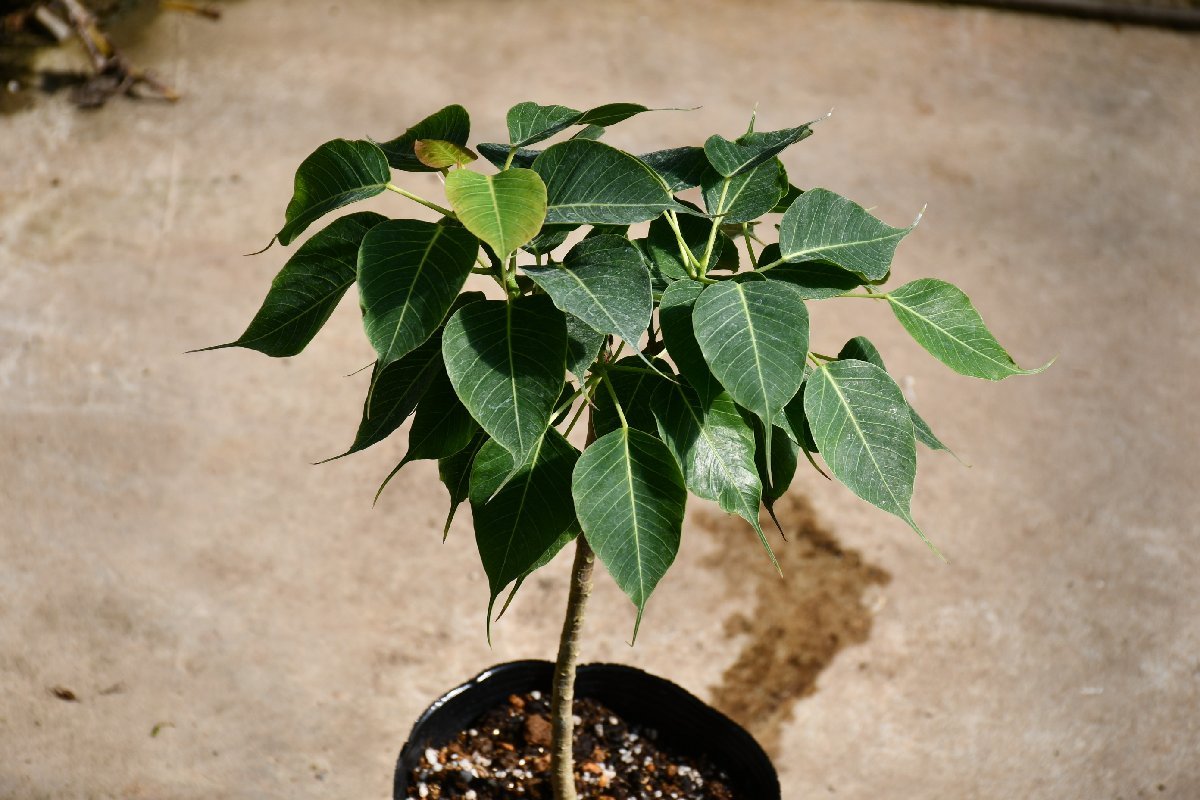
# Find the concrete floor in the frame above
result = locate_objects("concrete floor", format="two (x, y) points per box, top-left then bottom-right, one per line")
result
(2, 1), (1198, 798)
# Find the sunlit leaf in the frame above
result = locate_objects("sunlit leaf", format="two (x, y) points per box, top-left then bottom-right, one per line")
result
(277, 139), (390, 245)
(703, 121), (816, 177)
(413, 139), (478, 169)
(837, 336), (950, 452)
(379, 104), (470, 172)
(701, 158), (784, 224)
(533, 140), (680, 224)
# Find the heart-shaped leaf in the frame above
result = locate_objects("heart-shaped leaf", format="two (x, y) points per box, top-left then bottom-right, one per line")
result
(444, 168), (548, 258)
(533, 140), (680, 225)
(701, 158), (784, 224)
(201, 212), (384, 357)
(379, 104), (471, 172)
(703, 121), (817, 177)
(658, 279), (721, 405)
(639, 146), (710, 192)
(358, 220), (479, 369)
(755, 243), (863, 300)
(413, 139), (478, 169)
(836, 336), (950, 452)
(572, 427), (687, 638)
(653, 384), (777, 571)
(277, 139), (390, 245)
(523, 235), (652, 351)
(442, 296), (567, 465)
(804, 359), (940, 556)
(470, 430), (580, 624)
(772, 188), (916, 281)
(508, 101), (583, 147)
(886, 279), (1050, 380)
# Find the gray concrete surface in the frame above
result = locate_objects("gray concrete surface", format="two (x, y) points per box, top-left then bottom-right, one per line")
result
(2, 1), (1198, 798)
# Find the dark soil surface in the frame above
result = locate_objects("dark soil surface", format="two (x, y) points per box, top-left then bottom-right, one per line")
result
(404, 692), (737, 800)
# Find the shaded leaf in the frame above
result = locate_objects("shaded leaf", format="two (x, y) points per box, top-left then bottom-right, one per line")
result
(470, 430), (580, 623)
(887, 279), (1050, 381)
(593, 356), (668, 437)
(572, 427), (687, 637)
(277, 139), (390, 246)
(522, 223), (576, 257)
(378, 104), (470, 172)
(837, 336), (950, 452)
(435, 431), (487, 536)
(523, 235), (652, 351)
(639, 146), (709, 192)
(653, 384), (777, 570)
(658, 279), (721, 404)
(805, 359), (940, 555)
(201, 212), (384, 357)
(358, 219), (479, 369)
(572, 124), (606, 141)
(703, 121), (816, 177)
(642, 209), (719, 289)
(701, 158), (784, 224)
(773, 188), (916, 281)
(756, 242), (864, 299)
(565, 313), (605, 380)
(771, 183), (804, 214)
(401, 369), (481, 463)
(478, 142), (540, 171)
(533, 140), (680, 224)
(442, 296), (567, 464)
(444, 167), (547, 258)
(413, 139), (477, 169)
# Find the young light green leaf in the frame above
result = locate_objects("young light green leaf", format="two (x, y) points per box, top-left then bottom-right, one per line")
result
(658, 279), (721, 405)
(638, 146), (710, 192)
(442, 296), (567, 465)
(692, 279), (810, 426)
(572, 427), (687, 638)
(593, 356), (669, 438)
(837, 336), (950, 452)
(470, 430), (580, 626)
(804, 359), (941, 556)
(523, 235), (652, 351)
(772, 188), (916, 281)
(413, 139), (478, 169)
(887, 279), (1050, 381)
(444, 168), (548, 258)
(433, 431), (488, 536)
(653, 385), (778, 571)
(701, 158), (784, 224)
(277, 139), (390, 245)
(199, 212), (384, 357)
(703, 121), (816, 177)
(533, 140), (679, 224)
(378, 104), (471, 172)
(477, 142), (541, 171)
(358, 220), (479, 369)
(508, 101), (583, 147)
(755, 243), (864, 299)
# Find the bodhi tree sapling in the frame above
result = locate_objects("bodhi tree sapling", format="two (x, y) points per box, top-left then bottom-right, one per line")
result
(199, 101), (1048, 799)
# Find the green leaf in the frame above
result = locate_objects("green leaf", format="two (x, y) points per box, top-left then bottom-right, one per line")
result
(533, 140), (679, 225)
(593, 356), (668, 437)
(887, 279), (1050, 381)
(576, 102), (651, 127)
(523, 235), (652, 351)
(804, 359), (940, 556)
(692, 279), (810, 428)
(444, 168), (548, 258)
(413, 139), (477, 169)
(572, 124), (606, 141)
(837, 336), (950, 452)
(508, 101), (583, 147)
(749, 414), (800, 534)
(703, 122), (816, 177)
(471, 430), (580, 624)
(701, 158), (784, 224)
(434, 431), (487, 537)
(658, 279), (721, 405)
(773, 188), (916, 281)
(565, 314), (605, 380)
(572, 427), (687, 637)
(494, 526), (578, 621)
(378, 104), (471, 172)
(358, 219), (479, 369)
(277, 139), (390, 246)
(781, 370), (819, 454)
(442, 296), (567, 464)
(477, 142), (540, 171)
(642, 209), (720, 289)
(755, 243), (864, 299)
(771, 183), (804, 214)
(522, 224), (576, 257)
(201, 212), (384, 357)
(653, 385), (777, 570)
(638, 147), (709, 192)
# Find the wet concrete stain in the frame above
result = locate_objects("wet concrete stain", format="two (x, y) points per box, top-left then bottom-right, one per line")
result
(703, 492), (891, 755)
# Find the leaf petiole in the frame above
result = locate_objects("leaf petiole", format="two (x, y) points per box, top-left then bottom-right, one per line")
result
(385, 183), (456, 218)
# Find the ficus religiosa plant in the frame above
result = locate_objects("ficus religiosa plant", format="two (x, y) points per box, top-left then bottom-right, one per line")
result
(201, 101), (1047, 800)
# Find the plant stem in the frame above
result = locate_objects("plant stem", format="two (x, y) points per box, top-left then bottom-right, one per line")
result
(384, 183), (455, 218)
(550, 425), (597, 800)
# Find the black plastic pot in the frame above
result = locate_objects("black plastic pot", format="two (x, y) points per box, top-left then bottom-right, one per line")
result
(393, 659), (779, 800)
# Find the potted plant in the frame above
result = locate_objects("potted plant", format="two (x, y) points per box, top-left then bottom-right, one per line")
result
(198, 102), (1047, 799)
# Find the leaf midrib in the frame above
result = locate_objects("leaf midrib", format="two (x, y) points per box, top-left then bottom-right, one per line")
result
(888, 289), (1014, 372)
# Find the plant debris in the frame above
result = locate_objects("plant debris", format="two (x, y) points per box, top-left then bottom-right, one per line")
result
(48, 685), (79, 701)
(405, 691), (737, 800)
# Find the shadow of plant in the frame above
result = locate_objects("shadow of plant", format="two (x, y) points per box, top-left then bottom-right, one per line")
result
(702, 492), (891, 755)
